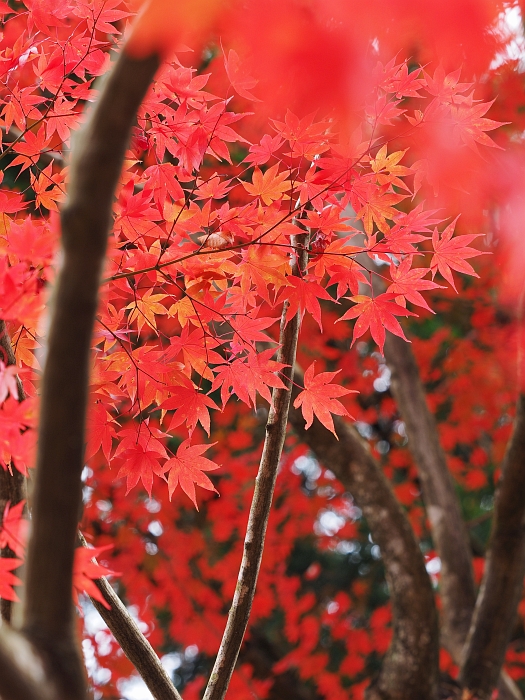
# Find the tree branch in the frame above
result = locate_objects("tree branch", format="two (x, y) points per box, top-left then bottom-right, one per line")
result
(78, 533), (182, 700)
(0, 630), (51, 700)
(288, 383), (439, 700)
(384, 332), (476, 658)
(384, 332), (523, 700)
(19, 50), (159, 699)
(460, 392), (525, 699)
(203, 234), (309, 700)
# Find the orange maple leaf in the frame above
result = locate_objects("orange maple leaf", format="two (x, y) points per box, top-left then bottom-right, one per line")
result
(243, 164), (291, 205)
(30, 163), (64, 211)
(126, 289), (168, 332)
(355, 183), (407, 236)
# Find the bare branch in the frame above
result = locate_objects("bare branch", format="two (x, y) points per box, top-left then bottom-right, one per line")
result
(288, 384), (439, 700)
(78, 533), (182, 700)
(460, 392), (525, 699)
(384, 332), (476, 658)
(384, 332), (523, 700)
(19, 50), (159, 699)
(203, 234), (309, 700)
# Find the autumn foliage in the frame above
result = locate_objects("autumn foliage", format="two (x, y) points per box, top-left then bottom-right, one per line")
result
(1, 1), (525, 700)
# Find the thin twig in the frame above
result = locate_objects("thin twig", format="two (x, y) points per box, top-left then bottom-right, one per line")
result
(78, 533), (182, 700)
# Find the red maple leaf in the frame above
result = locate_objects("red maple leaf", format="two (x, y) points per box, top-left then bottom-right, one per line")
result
(245, 134), (284, 165)
(293, 362), (355, 437)
(0, 500), (28, 556)
(431, 218), (485, 290)
(167, 325), (223, 381)
(224, 48), (261, 102)
(10, 126), (50, 171)
(163, 440), (219, 507)
(0, 558), (23, 602)
(161, 384), (219, 436)
(212, 348), (287, 408)
(337, 293), (415, 353)
(85, 400), (117, 461)
(73, 545), (120, 609)
(276, 276), (334, 331)
(114, 426), (168, 496)
(450, 97), (507, 150)
(388, 258), (444, 312)
(229, 314), (278, 350)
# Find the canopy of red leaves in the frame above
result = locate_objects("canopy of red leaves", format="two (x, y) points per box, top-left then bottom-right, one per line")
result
(1, 0), (525, 697)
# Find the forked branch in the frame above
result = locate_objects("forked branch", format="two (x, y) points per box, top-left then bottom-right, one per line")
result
(384, 332), (476, 655)
(288, 380), (439, 700)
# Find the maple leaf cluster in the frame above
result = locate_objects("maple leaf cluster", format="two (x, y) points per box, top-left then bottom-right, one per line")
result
(0, 0), (514, 696)
(0, 1), (495, 504)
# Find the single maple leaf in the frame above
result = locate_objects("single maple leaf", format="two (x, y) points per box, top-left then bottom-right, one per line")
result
(195, 174), (234, 200)
(244, 134), (284, 165)
(236, 245), (290, 303)
(143, 162), (184, 210)
(10, 126), (50, 171)
(116, 443), (167, 496)
(167, 325), (223, 380)
(431, 218), (485, 290)
(0, 500), (28, 556)
(337, 293), (415, 354)
(229, 314), (278, 349)
(161, 384), (219, 436)
(73, 545), (120, 608)
(126, 289), (168, 332)
(276, 276), (334, 331)
(370, 145), (411, 191)
(450, 97), (507, 150)
(163, 439), (219, 507)
(85, 400), (117, 461)
(7, 217), (56, 264)
(242, 164), (291, 205)
(0, 557), (23, 602)
(293, 362), (355, 437)
(354, 181), (407, 236)
(114, 427), (168, 496)
(388, 258), (444, 311)
(224, 48), (261, 102)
